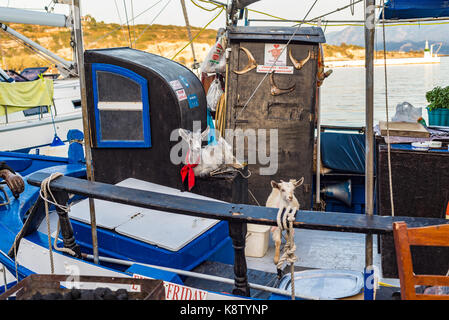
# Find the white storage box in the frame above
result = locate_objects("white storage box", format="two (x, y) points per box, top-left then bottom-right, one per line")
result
(245, 223), (271, 258)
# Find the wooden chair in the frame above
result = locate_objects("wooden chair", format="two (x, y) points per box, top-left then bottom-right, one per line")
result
(393, 221), (449, 300)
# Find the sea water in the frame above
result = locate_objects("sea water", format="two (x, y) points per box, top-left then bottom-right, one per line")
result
(320, 56), (449, 127)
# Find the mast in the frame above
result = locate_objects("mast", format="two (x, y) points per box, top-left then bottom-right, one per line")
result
(364, 0), (375, 299)
(72, 0), (100, 265)
(180, 0), (200, 71)
(0, 6), (68, 27)
(0, 23), (75, 77)
(0, 4), (77, 77)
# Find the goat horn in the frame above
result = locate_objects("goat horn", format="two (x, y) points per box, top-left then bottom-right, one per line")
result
(233, 47), (257, 75)
(318, 69), (333, 87)
(319, 69), (333, 81)
(289, 48), (311, 70)
(270, 71), (295, 96)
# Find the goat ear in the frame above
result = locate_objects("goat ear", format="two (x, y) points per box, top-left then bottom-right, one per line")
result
(201, 126), (210, 140)
(293, 177), (305, 188)
(178, 128), (190, 141)
(271, 180), (279, 189)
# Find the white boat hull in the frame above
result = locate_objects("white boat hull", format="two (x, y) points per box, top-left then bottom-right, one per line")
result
(0, 78), (83, 152)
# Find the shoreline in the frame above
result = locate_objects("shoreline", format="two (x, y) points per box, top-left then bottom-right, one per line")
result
(325, 56), (441, 68)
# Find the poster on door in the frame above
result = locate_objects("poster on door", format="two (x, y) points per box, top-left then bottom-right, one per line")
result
(264, 43), (287, 66)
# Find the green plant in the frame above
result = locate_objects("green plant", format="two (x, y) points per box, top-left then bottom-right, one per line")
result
(426, 86), (449, 111)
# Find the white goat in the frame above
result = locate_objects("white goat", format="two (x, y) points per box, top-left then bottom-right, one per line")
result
(266, 178), (304, 265)
(178, 126), (241, 177)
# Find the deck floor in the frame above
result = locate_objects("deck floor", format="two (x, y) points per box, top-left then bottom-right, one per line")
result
(185, 228), (401, 300)
(246, 228), (399, 287)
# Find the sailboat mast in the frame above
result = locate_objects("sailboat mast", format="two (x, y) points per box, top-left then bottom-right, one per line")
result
(180, 0), (199, 71)
(72, 0), (100, 265)
(364, 0), (375, 296)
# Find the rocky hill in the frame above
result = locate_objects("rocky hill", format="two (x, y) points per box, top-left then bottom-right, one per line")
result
(0, 16), (217, 71)
(325, 24), (448, 54)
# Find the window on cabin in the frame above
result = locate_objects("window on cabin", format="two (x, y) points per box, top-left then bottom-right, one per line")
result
(23, 106), (49, 117)
(72, 99), (81, 109)
(92, 64), (151, 148)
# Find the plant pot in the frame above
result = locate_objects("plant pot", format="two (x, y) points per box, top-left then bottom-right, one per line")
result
(427, 107), (449, 126)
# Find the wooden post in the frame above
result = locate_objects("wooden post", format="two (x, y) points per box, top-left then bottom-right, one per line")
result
(72, 0), (99, 264)
(228, 221), (250, 297)
(364, 0), (376, 300)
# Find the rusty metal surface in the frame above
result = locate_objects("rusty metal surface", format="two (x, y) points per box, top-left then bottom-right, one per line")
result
(0, 274), (165, 300)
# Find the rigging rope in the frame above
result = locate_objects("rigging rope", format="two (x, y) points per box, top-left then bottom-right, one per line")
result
(183, 0), (449, 28)
(293, 0), (364, 27)
(180, 0), (199, 69)
(131, 0), (173, 47)
(123, 0), (133, 47)
(191, 0), (223, 11)
(381, 1), (395, 217)
(91, 0), (164, 45)
(171, 6), (224, 60)
(113, 0), (129, 44)
(0, 29), (77, 77)
(350, 0), (356, 16)
(131, 0), (137, 47)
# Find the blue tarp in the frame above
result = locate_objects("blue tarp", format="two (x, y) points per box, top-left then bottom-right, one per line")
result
(383, 0), (449, 20)
(321, 133), (366, 174)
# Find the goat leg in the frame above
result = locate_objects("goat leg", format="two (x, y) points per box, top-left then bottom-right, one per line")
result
(272, 227), (282, 265)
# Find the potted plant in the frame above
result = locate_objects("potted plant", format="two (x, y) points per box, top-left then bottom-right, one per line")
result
(426, 86), (449, 126)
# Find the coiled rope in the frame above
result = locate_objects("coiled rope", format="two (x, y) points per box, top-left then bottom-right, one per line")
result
(39, 172), (77, 274)
(275, 205), (298, 300)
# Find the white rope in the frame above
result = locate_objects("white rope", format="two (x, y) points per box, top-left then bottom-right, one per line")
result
(2, 264), (8, 293)
(275, 205), (298, 300)
(13, 233), (19, 280)
(39, 173), (76, 274)
(53, 220), (77, 257)
(131, 0), (173, 47)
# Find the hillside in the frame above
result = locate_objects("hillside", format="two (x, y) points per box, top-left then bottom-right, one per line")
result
(323, 43), (422, 61)
(0, 16), (218, 72)
(0, 17), (427, 72)
(325, 24), (448, 54)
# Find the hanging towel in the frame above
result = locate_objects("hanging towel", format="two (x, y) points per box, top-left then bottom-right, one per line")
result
(0, 78), (54, 116)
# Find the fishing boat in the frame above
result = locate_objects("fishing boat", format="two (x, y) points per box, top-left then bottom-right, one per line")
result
(0, 0), (448, 301)
(0, 7), (82, 154)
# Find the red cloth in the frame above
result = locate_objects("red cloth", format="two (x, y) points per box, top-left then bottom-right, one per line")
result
(180, 150), (199, 191)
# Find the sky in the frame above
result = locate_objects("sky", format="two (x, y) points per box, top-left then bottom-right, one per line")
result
(0, 0), (367, 33)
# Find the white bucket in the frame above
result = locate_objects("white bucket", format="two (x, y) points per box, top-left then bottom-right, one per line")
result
(245, 223), (271, 258)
